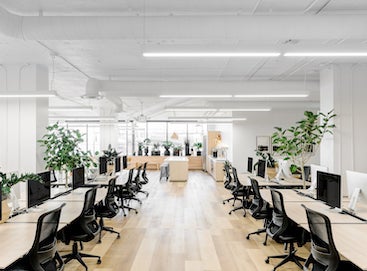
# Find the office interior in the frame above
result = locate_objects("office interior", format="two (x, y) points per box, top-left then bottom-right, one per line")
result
(1, 1), (367, 271)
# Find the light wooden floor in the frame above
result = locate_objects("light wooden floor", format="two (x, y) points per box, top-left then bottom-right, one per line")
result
(60, 170), (310, 271)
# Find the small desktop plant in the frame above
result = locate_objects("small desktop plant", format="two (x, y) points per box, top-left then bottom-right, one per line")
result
(102, 144), (120, 165)
(173, 144), (183, 156)
(193, 142), (203, 156)
(143, 138), (151, 156)
(162, 141), (173, 156)
(152, 142), (161, 156)
(272, 110), (336, 188)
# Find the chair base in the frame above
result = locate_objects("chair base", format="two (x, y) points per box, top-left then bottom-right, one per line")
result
(62, 242), (101, 271)
(229, 206), (246, 217)
(265, 242), (305, 271)
(246, 227), (266, 240)
(98, 224), (120, 243)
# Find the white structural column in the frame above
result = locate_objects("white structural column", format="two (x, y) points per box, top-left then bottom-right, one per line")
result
(100, 123), (118, 152)
(0, 64), (49, 173)
(320, 64), (367, 181)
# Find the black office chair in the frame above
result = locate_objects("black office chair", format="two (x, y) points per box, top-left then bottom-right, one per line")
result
(302, 205), (362, 271)
(8, 203), (66, 271)
(58, 187), (101, 270)
(246, 178), (272, 242)
(265, 189), (306, 270)
(141, 162), (149, 185)
(222, 163), (238, 205)
(132, 165), (149, 198)
(115, 168), (139, 216)
(95, 178), (120, 243)
(228, 167), (249, 216)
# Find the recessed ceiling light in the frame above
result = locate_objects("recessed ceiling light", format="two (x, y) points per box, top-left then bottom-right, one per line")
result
(284, 52), (367, 57)
(160, 94), (233, 98)
(144, 52), (281, 58)
(0, 91), (56, 98)
(218, 108), (271, 112)
(234, 94), (308, 98)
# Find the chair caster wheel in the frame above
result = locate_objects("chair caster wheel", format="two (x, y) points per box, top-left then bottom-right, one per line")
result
(228, 212), (232, 215)
(265, 258), (269, 264)
(246, 235), (250, 240)
(97, 240), (102, 244)
(97, 259), (102, 264)
(263, 242), (267, 246)
(135, 211), (138, 214)
(223, 202), (225, 205)
(117, 234), (121, 239)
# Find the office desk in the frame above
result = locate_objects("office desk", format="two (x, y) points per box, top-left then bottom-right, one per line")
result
(0, 223), (38, 269)
(88, 170), (129, 186)
(238, 173), (308, 188)
(261, 189), (316, 203)
(52, 187), (107, 202)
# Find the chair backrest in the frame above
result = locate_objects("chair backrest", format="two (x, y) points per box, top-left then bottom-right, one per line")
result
(224, 164), (232, 187)
(142, 162), (147, 175)
(79, 188), (100, 239)
(231, 167), (241, 189)
(127, 168), (134, 184)
(267, 189), (289, 239)
(134, 165), (142, 183)
(29, 203), (66, 270)
(106, 177), (116, 197)
(82, 187), (97, 216)
(249, 178), (264, 214)
(302, 205), (340, 270)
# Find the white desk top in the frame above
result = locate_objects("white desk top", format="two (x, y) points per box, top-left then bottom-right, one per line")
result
(165, 157), (189, 162)
(238, 173), (307, 187)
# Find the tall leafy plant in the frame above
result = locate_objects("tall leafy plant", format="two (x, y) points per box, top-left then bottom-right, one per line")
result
(0, 172), (41, 197)
(38, 123), (97, 182)
(272, 110), (336, 188)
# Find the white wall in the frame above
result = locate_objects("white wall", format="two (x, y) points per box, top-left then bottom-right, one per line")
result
(207, 123), (233, 161)
(232, 108), (320, 171)
(321, 64), (367, 175)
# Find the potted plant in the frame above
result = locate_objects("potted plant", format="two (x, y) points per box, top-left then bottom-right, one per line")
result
(193, 142), (203, 156)
(151, 142), (161, 156)
(143, 138), (151, 156)
(137, 142), (144, 156)
(272, 110), (336, 188)
(173, 144), (183, 156)
(0, 172), (41, 222)
(38, 122), (97, 187)
(102, 144), (120, 174)
(162, 141), (173, 156)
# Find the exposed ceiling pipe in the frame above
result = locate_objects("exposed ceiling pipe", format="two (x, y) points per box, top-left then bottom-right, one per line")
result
(0, 7), (367, 40)
(96, 80), (319, 97)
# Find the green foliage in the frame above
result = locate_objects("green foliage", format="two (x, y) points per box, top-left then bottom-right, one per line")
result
(272, 110), (336, 185)
(143, 138), (151, 147)
(102, 144), (120, 164)
(193, 142), (203, 150)
(173, 144), (183, 151)
(38, 122), (97, 172)
(137, 142), (144, 151)
(153, 142), (161, 150)
(289, 164), (300, 174)
(162, 141), (173, 150)
(254, 151), (276, 168)
(0, 172), (42, 196)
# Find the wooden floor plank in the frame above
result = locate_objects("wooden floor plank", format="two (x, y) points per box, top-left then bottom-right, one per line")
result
(59, 170), (311, 271)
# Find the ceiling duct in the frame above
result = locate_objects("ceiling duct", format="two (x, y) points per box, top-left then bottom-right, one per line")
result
(82, 78), (103, 99)
(0, 6), (367, 40)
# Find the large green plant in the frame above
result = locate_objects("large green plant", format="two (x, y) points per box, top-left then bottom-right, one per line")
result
(272, 110), (336, 188)
(0, 172), (41, 197)
(38, 123), (97, 174)
(102, 144), (120, 165)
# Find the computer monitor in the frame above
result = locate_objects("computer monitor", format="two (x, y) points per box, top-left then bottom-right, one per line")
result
(27, 171), (51, 209)
(346, 170), (367, 211)
(247, 157), (253, 173)
(99, 156), (107, 175)
(317, 171), (341, 209)
(115, 156), (121, 173)
(275, 159), (292, 180)
(72, 166), (85, 189)
(310, 164), (328, 190)
(257, 159), (266, 178)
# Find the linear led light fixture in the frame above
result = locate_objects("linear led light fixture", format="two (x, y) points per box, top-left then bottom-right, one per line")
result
(160, 94), (232, 98)
(284, 52), (367, 57)
(144, 52), (281, 58)
(48, 106), (93, 112)
(0, 91), (56, 98)
(165, 107), (217, 112)
(218, 108), (271, 112)
(234, 94), (308, 98)
(49, 116), (116, 121)
(169, 116), (247, 121)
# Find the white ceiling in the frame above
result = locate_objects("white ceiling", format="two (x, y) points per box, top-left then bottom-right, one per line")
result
(0, 0), (367, 121)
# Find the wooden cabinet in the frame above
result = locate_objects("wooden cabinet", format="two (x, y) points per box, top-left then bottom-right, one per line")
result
(207, 156), (225, 181)
(128, 156), (202, 170)
(166, 157), (189, 181)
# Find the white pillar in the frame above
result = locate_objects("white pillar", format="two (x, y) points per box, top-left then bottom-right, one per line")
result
(0, 64), (49, 173)
(320, 64), (367, 192)
(100, 123), (118, 152)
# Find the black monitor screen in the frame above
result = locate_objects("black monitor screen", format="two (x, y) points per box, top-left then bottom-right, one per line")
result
(99, 156), (107, 175)
(122, 155), (127, 169)
(317, 171), (341, 208)
(257, 159), (266, 178)
(72, 167), (85, 189)
(115, 156), (121, 172)
(28, 171), (51, 208)
(247, 157), (253, 173)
